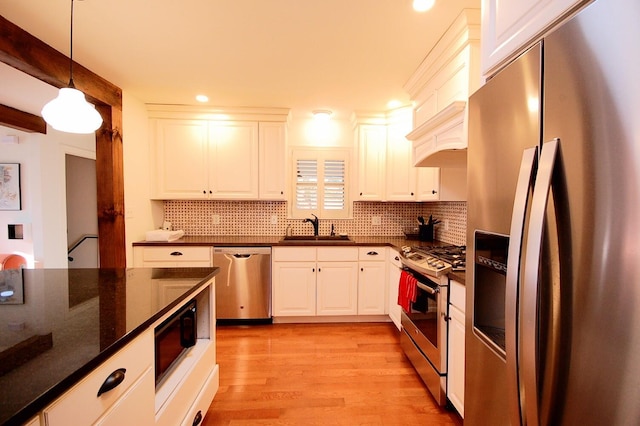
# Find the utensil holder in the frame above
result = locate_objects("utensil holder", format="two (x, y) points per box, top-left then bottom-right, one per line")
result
(418, 224), (433, 242)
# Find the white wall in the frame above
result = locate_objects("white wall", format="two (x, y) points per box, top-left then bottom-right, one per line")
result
(122, 92), (160, 266)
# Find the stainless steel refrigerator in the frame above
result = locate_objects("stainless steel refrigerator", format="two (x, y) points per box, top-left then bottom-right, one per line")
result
(466, 0), (640, 424)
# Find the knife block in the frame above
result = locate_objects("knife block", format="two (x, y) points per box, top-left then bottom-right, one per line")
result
(418, 224), (433, 242)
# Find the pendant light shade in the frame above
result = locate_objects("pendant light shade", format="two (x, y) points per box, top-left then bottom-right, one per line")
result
(42, 87), (103, 134)
(41, 0), (103, 134)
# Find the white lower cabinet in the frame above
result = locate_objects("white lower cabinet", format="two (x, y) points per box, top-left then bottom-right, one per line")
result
(133, 246), (213, 268)
(357, 248), (387, 315)
(273, 246), (389, 318)
(447, 278), (465, 417)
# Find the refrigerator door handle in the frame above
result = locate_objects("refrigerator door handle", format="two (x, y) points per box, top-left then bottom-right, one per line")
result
(505, 146), (538, 426)
(522, 138), (560, 426)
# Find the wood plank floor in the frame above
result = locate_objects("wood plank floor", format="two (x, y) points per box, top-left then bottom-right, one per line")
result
(203, 322), (463, 426)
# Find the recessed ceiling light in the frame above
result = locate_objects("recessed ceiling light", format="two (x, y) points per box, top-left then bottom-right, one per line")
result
(413, 0), (435, 12)
(196, 94), (209, 103)
(312, 110), (332, 121)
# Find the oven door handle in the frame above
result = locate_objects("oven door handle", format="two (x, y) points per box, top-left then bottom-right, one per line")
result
(416, 281), (438, 295)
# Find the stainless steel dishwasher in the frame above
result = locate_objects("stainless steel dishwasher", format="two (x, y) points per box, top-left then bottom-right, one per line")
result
(213, 247), (272, 324)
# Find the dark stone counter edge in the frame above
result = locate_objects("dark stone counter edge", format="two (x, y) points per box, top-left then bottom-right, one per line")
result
(7, 268), (220, 426)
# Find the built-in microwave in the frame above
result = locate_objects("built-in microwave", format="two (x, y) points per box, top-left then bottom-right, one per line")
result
(154, 299), (197, 385)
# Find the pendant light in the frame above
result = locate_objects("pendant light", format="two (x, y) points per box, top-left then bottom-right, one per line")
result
(41, 0), (103, 134)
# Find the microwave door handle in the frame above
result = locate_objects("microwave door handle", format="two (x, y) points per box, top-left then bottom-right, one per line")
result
(523, 138), (560, 426)
(506, 145), (538, 426)
(180, 307), (197, 348)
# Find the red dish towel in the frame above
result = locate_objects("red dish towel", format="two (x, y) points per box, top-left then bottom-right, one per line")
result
(398, 270), (418, 313)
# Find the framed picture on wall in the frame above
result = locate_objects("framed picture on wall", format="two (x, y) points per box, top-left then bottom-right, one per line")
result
(0, 163), (21, 210)
(0, 268), (24, 305)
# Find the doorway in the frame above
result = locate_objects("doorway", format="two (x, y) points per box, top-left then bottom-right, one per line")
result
(65, 154), (99, 268)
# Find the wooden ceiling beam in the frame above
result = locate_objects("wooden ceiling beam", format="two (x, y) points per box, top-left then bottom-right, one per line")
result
(0, 104), (47, 133)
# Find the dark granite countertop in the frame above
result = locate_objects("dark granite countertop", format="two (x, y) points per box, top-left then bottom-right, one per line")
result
(0, 267), (218, 425)
(132, 235), (466, 283)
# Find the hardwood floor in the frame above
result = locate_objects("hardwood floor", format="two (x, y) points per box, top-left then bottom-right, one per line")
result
(203, 322), (463, 426)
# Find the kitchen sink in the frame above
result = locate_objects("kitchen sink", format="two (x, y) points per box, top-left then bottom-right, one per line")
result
(279, 235), (354, 244)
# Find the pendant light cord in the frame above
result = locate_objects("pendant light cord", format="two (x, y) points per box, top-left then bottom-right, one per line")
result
(68, 0), (75, 88)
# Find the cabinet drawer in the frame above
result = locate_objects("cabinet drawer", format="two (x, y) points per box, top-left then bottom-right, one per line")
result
(179, 365), (220, 426)
(43, 330), (153, 425)
(140, 246), (212, 263)
(449, 279), (465, 312)
(317, 247), (358, 262)
(272, 247), (316, 262)
(358, 247), (385, 261)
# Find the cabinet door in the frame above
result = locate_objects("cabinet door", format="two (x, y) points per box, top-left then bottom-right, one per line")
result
(272, 262), (317, 316)
(447, 303), (465, 417)
(153, 119), (209, 199)
(209, 121), (259, 199)
(387, 250), (402, 330)
(358, 261), (387, 315)
(259, 122), (286, 200)
(385, 123), (417, 201)
(482, 0), (588, 76)
(357, 124), (386, 200)
(316, 261), (358, 315)
(416, 167), (440, 201)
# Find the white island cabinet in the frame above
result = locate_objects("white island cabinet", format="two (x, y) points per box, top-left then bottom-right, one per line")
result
(40, 276), (218, 426)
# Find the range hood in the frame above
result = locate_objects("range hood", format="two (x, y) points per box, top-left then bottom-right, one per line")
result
(405, 101), (468, 168)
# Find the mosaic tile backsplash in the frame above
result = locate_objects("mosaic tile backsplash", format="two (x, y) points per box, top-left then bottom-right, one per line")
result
(164, 201), (467, 246)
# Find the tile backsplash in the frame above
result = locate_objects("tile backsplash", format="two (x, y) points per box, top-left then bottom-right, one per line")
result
(164, 201), (467, 246)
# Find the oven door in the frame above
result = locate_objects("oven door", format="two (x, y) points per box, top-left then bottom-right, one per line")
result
(401, 271), (448, 373)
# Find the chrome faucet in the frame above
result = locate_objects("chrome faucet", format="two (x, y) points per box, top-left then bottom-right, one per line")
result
(303, 214), (319, 236)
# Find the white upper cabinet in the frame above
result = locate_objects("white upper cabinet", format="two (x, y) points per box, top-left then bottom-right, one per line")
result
(152, 119), (210, 199)
(482, 0), (591, 77)
(259, 121), (287, 200)
(385, 110), (417, 201)
(148, 105), (289, 200)
(356, 123), (387, 201)
(208, 121), (259, 199)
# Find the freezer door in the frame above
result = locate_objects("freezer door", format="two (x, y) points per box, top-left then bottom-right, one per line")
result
(466, 43), (542, 426)
(541, 0), (640, 424)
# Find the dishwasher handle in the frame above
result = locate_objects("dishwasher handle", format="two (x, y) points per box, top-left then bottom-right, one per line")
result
(233, 254), (251, 258)
(214, 247), (272, 256)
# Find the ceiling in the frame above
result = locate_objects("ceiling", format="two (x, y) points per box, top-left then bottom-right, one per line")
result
(0, 0), (480, 119)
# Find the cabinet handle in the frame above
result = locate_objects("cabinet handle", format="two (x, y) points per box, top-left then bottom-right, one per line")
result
(360, 192), (363, 196)
(203, 190), (206, 194)
(192, 410), (203, 426)
(432, 190), (437, 194)
(361, 267), (364, 272)
(366, 251), (378, 256)
(312, 268), (315, 272)
(394, 256), (400, 261)
(170, 251), (183, 256)
(97, 368), (126, 397)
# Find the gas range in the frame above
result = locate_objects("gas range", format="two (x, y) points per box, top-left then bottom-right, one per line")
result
(400, 245), (466, 278)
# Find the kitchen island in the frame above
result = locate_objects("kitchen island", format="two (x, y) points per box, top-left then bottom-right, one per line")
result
(0, 267), (219, 426)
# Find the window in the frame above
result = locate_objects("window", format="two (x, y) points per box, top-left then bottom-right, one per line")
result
(291, 148), (350, 219)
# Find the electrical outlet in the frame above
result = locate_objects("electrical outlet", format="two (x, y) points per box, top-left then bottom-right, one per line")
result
(270, 215), (278, 225)
(372, 215), (382, 226)
(444, 219), (450, 231)
(212, 214), (221, 225)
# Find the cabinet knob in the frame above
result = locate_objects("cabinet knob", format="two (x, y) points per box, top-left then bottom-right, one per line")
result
(312, 268), (315, 272)
(318, 268), (321, 272)
(97, 368), (126, 397)
(170, 251), (183, 256)
(432, 190), (437, 194)
(411, 192), (414, 196)
(280, 191), (284, 195)
(361, 267), (364, 272)
(192, 410), (203, 426)
(360, 192), (363, 196)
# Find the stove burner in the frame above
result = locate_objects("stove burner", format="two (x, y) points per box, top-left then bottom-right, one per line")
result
(413, 245), (466, 271)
